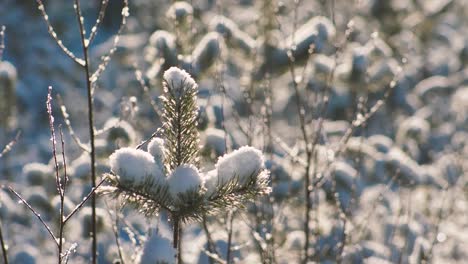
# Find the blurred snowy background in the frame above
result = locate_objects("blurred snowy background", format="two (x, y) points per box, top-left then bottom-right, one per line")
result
(0, 0), (467, 263)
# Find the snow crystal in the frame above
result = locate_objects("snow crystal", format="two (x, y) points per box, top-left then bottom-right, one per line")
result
(109, 148), (155, 185)
(167, 164), (203, 196)
(163, 67), (197, 99)
(215, 146), (264, 185)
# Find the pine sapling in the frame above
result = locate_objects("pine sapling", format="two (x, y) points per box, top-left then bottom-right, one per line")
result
(104, 67), (270, 263)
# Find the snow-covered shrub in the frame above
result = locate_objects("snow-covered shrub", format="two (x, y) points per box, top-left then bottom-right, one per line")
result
(145, 30), (178, 79)
(209, 16), (256, 54)
(104, 67), (270, 260)
(384, 147), (422, 186)
(190, 32), (224, 77)
(22, 162), (51, 186)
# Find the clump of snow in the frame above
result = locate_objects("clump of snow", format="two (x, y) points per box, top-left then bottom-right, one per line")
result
(203, 169), (218, 196)
(166, 1), (193, 22)
(163, 67), (197, 99)
(0, 60), (17, 88)
(139, 225), (176, 264)
(284, 230), (306, 250)
(105, 118), (136, 146)
(147, 137), (166, 169)
(146, 30), (177, 62)
(284, 16), (336, 53)
(25, 187), (52, 214)
(11, 245), (38, 264)
(367, 36), (393, 59)
(351, 46), (369, 75)
(385, 147), (422, 185)
(22, 162), (51, 186)
(451, 86), (468, 125)
(69, 153), (90, 180)
(51, 195), (74, 216)
(368, 134), (394, 154)
(191, 32), (223, 76)
(203, 127), (227, 156)
(80, 207), (107, 238)
(209, 16), (256, 53)
(109, 147), (156, 185)
(368, 58), (399, 92)
(396, 116), (430, 144)
(167, 164), (203, 196)
(414, 76), (453, 103)
(215, 146), (265, 185)
(313, 54), (335, 81)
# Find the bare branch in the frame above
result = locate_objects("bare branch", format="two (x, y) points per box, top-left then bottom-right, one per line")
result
(87, 0), (110, 47)
(0, 131), (21, 159)
(90, 0), (129, 83)
(34, 0), (85, 66)
(0, 25), (5, 61)
(63, 177), (107, 224)
(8, 187), (59, 246)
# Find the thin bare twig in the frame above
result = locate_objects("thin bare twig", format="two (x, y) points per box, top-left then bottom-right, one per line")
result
(201, 216), (218, 264)
(0, 25), (5, 61)
(46, 86), (64, 198)
(58, 125), (68, 263)
(0, 219), (8, 264)
(90, 0), (129, 83)
(104, 200), (126, 264)
(0, 131), (21, 159)
(72, 0), (98, 261)
(57, 95), (90, 153)
(63, 177), (106, 223)
(34, 0), (85, 66)
(8, 187), (59, 246)
(133, 64), (163, 118)
(88, 0), (110, 47)
(225, 211), (235, 264)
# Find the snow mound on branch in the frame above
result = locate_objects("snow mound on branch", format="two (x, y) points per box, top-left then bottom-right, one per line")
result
(168, 164), (203, 196)
(109, 147), (156, 185)
(215, 146), (265, 185)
